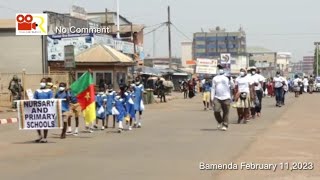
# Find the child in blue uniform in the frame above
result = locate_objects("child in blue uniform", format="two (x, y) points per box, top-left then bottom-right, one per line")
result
(105, 85), (116, 128)
(114, 95), (126, 133)
(55, 82), (71, 139)
(124, 85), (136, 130)
(94, 87), (107, 130)
(133, 80), (145, 128)
(34, 78), (53, 143)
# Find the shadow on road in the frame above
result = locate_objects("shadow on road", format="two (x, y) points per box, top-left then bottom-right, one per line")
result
(200, 129), (219, 131)
(12, 141), (57, 144)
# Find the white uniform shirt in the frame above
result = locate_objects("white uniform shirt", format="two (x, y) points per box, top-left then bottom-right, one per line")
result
(251, 74), (265, 91)
(293, 78), (301, 86)
(235, 76), (251, 93)
(211, 75), (233, 101)
(273, 76), (285, 88)
(303, 78), (309, 86)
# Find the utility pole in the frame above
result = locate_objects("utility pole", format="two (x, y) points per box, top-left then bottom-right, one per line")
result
(153, 31), (156, 57)
(116, 0), (120, 39)
(167, 6), (172, 69)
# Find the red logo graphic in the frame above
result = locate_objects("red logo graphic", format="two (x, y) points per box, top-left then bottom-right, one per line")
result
(16, 14), (38, 30)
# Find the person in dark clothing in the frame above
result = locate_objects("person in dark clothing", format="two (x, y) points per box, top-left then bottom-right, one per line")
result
(155, 77), (161, 98)
(158, 79), (166, 103)
(119, 79), (127, 98)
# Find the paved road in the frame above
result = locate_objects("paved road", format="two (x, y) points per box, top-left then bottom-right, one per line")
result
(0, 93), (296, 180)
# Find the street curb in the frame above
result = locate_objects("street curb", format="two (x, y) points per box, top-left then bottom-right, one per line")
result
(0, 118), (18, 125)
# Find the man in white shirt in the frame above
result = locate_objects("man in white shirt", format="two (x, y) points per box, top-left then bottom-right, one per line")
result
(282, 77), (288, 105)
(303, 76), (309, 93)
(273, 71), (285, 107)
(250, 67), (265, 117)
(211, 65), (234, 131)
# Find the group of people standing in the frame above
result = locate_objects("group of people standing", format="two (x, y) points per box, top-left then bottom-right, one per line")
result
(33, 77), (145, 143)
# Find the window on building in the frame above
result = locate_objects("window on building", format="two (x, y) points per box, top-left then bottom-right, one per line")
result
(95, 72), (112, 87)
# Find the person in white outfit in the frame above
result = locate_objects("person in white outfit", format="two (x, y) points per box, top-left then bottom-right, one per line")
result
(303, 76), (309, 93)
(211, 65), (234, 131)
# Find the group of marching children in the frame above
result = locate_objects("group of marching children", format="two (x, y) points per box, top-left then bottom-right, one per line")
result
(93, 78), (145, 133)
(33, 76), (145, 143)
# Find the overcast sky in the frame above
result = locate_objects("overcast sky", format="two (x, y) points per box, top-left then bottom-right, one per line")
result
(1, 0), (320, 61)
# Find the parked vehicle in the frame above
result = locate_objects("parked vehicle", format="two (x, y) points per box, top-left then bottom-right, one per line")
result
(315, 77), (320, 92)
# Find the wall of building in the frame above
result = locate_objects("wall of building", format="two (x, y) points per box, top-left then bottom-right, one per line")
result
(181, 42), (192, 67)
(0, 30), (43, 73)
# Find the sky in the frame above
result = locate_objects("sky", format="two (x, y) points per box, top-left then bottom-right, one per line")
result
(1, 0), (320, 61)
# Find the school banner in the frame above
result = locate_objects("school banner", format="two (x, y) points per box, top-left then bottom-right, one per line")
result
(17, 99), (63, 130)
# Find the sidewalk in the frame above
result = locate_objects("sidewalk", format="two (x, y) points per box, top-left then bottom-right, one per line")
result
(216, 94), (320, 180)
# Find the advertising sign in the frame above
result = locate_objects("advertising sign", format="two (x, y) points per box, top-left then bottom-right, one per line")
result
(64, 45), (75, 68)
(196, 66), (217, 74)
(47, 33), (93, 61)
(196, 58), (218, 74)
(17, 99), (63, 130)
(220, 53), (231, 64)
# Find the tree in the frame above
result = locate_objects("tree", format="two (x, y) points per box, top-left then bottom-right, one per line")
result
(314, 47), (320, 76)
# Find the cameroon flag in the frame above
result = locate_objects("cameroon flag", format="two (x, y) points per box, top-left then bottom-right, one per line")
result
(70, 71), (96, 124)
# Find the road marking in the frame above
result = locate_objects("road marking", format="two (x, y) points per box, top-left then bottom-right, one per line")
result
(0, 118), (18, 125)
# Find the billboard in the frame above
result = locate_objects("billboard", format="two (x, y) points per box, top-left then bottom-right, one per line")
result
(196, 58), (218, 74)
(47, 33), (93, 61)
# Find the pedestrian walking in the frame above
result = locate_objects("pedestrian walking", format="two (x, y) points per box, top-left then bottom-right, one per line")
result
(250, 67), (265, 117)
(55, 82), (71, 139)
(133, 80), (145, 128)
(124, 86), (135, 131)
(282, 78), (288, 105)
(34, 78), (53, 143)
(308, 75), (315, 94)
(94, 87), (107, 130)
(303, 76), (309, 93)
(273, 71), (285, 107)
(66, 91), (80, 136)
(234, 68), (254, 124)
(293, 75), (302, 97)
(211, 65), (234, 131)
(202, 78), (211, 110)
(105, 85), (116, 129)
(114, 95), (126, 133)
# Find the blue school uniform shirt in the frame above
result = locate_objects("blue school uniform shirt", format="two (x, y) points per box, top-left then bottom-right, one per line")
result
(115, 97), (126, 122)
(106, 90), (116, 115)
(95, 93), (107, 119)
(133, 84), (144, 111)
(124, 91), (135, 119)
(34, 88), (53, 100)
(55, 90), (71, 113)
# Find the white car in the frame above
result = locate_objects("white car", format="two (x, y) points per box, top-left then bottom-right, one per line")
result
(315, 77), (320, 91)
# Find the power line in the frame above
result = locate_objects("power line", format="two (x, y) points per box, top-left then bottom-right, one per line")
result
(143, 22), (166, 36)
(144, 25), (167, 57)
(144, 22), (166, 29)
(171, 23), (192, 41)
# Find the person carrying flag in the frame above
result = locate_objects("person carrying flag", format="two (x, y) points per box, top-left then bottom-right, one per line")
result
(70, 71), (96, 133)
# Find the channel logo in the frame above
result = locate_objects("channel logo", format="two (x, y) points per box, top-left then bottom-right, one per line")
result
(16, 14), (48, 35)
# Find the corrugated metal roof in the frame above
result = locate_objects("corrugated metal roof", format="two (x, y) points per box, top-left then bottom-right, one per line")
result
(76, 44), (133, 63)
(0, 19), (15, 29)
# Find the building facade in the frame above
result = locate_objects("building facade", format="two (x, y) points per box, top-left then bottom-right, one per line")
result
(302, 56), (314, 75)
(193, 27), (246, 59)
(181, 42), (192, 67)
